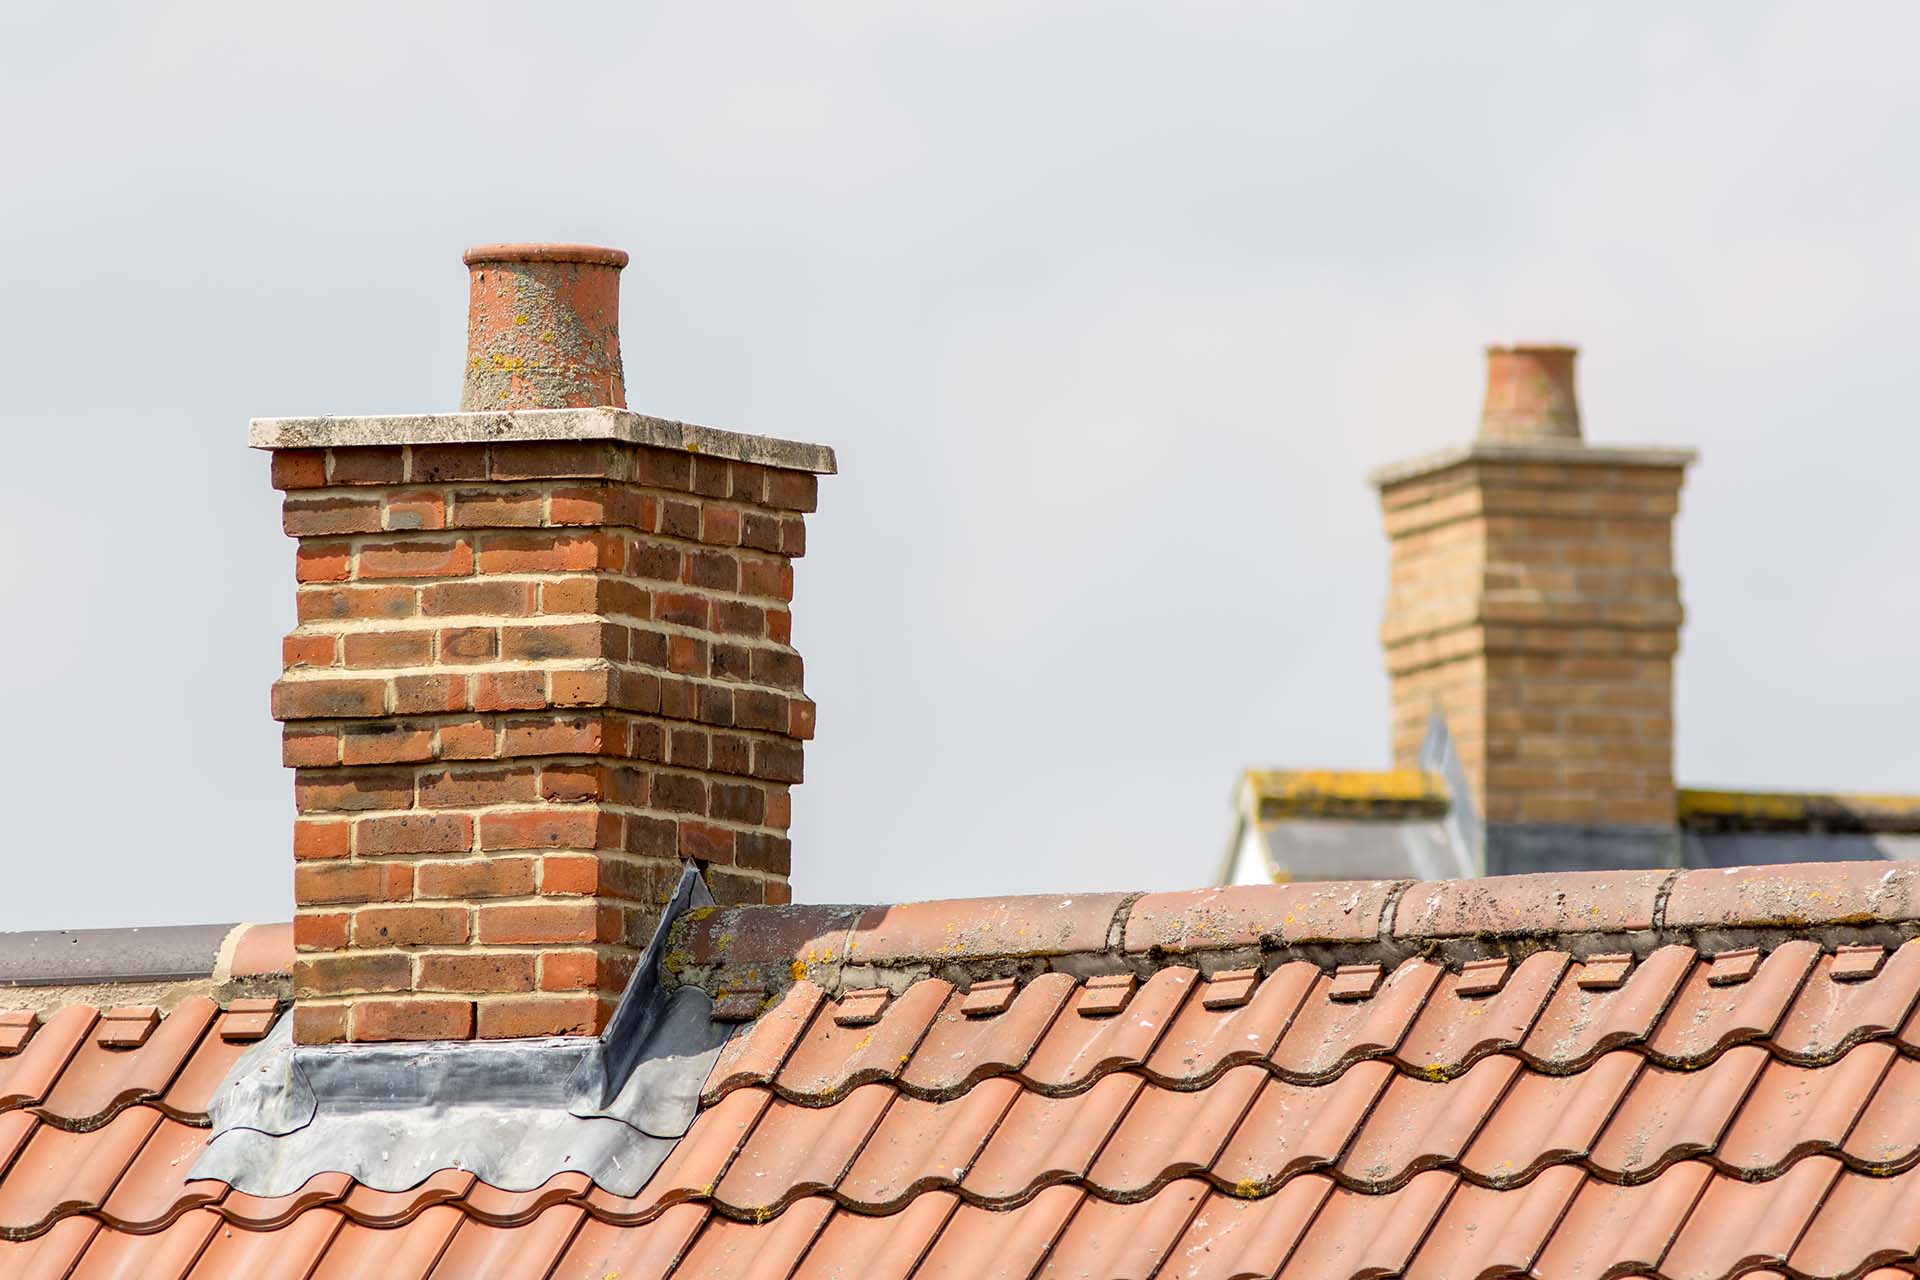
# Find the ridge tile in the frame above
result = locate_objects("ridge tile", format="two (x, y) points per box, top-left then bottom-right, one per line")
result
(1123, 882), (1398, 952)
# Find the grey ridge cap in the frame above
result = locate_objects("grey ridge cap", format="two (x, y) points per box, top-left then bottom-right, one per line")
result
(1368, 441), (1696, 489)
(248, 406), (838, 475)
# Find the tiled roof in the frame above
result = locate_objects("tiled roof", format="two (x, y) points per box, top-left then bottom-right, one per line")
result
(10, 864), (1920, 1277)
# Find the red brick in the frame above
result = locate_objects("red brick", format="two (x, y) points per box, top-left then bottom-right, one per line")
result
(668, 727), (708, 768)
(409, 444), (488, 483)
(384, 491), (446, 531)
(549, 668), (612, 708)
(352, 905), (469, 947)
(635, 448), (693, 491)
(691, 457), (730, 498)
(342, 630), (433, 669)
(479, 808), (620, 851)
(298, 584), (416, 623)
(661, 500), (701, 540)
(416, 856), (537, 900)
(537, 949), (601, 991)
(766, 789), (792, 830)
(700, 506), (742, 547)
(450, 489), (545, 528)
(476, 901), (617, 945)
(392, 673), (468, 715)
(273, 677), (386, 721)
(667, 634), (705, 674)
(549, 486), (610, 525)
(353, 998), (474, 1042)
(436, 718), (498, 760)
(740, 512), (783, 553)
(730, 462), (768, 502)
(477, 532), (620, 574)
(294, 819), (350, 860)
(328, 447), (405, 485)
(296, 543), (352, 583)
(651, 773), (706, 815)
(489, 441), (617, 481)
(765, 469), (817, 512)
(655, 593), (709, 628)
(283, 725), (341, 768)
(422, 579), (537, 618)
(502, 714), (613, 757)
(736, 831), (791, 875)
(295, 951), (410, 997)
(539, 853), (600, 896)
(473, 670), (546, 712)
(284, 495), (382, 536)
(417, 952), (536, 993)
(767, 609), (792, 644)
(734, 689), (787, 732)
(295, 768), (414, 813)
(628, 540), (681, 582)
(476, 994), (604, 1039)
(678, 821), (736, 862)
(354, 812), (474, 855)
(438, 626), (497, 662)
(341, 725), (433, 766)
(710, 781), (766, 824)
(271, 449), (329, 491)
(751, 647), (804, 690)
(419, 765), (539, 809)
(740, 558), (793, 601)
(714, 601), (765, 637)
(282, 633), (337, 669)
(540, 763), (609, 803)
(501, 622), (621, 661)
(357, 539), (473, 580)
(295, 861), (412, 906)
(779, 518), (806, 557)
(293, 912), (349, 951)
(293, 1003), (348, 1045)
(789, 698), (817, 741)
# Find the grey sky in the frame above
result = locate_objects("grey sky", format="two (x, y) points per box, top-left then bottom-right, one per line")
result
(3, 3), (1917, 930)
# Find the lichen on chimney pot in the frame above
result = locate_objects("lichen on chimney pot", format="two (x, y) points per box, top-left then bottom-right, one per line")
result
(460, 243), (629, 411)
(1479, 343), (1581, 443)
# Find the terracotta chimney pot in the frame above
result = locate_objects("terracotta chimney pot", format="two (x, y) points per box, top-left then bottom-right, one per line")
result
(460, 243), (628, 411)
(1479, 344), (1581, 443)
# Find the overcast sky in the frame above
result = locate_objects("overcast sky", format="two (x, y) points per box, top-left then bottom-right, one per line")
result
(3, 3), (1917, 930)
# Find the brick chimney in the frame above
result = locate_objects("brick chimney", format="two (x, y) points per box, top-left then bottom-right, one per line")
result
(1373, 345), (1693, 872)
(257, 244), (835, 1044)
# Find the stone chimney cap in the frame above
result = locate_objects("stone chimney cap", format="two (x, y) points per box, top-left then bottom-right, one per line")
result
(462, 243), (630, 268)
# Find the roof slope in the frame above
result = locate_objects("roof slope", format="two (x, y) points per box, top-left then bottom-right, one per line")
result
(8, 863), (1920, 1277)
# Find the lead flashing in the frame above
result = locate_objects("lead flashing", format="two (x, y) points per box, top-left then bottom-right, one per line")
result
(249, 406), (838, 475)
(1369, 440), (1695, 489)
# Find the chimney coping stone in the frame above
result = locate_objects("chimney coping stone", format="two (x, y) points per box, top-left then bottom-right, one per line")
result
(1368, 440), (1694, 490)
(250, 406), (838, 475)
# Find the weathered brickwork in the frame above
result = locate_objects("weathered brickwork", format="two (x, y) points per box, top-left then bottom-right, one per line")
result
(1379, 455), (1687, 828)
(270, 438), (818, 1043)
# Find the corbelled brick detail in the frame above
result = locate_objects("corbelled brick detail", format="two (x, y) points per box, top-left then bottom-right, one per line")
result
(1374, 348), (1691, 832)
(272, 437), (818, 1043)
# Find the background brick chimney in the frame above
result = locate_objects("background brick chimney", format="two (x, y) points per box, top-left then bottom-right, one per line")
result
(1374, 345), (1693, 871)
(259, 244), (835, 1044)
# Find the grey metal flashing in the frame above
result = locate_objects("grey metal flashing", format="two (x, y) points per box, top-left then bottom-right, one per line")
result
(248, 407), (838, 475)
(1368, 440), (1695, 489)
(1484, 823), (1682, 875)
(192, 867), (734, 1196)
(0, 923), (235, 987)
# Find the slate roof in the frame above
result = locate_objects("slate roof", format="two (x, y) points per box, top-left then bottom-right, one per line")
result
(9, 863), (1920, 1277)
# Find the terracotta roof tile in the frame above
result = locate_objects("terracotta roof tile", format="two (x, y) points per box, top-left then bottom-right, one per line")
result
(0, 1006), (92, 1111)
(1659, 1154), (1843, 1280)
(1157, 1176), (1332, 1280)
(700, 980), (824, 1103)
(775, 979), (949, 1099)
(1521, 944), (1693, 1068)
(912, 1183), (1084, 1280)
(961, 1072), (1143, 1202)
(0, 1107), (160, 1237)
(1269, 958), (1440, 1079)
(1787, 1165), (1920, 1278)
(1339, 1055), (1519, 1189)
(1037, 1178), (1208, 1280)
(1395, 950), (1565, 1075)
(672, 1196), (831, 1280)
(1212, 1061), (1395, 1193)
(1142, 963), (1315, 1088)
(426, 1204), (586, 1278)
(549, 1200), (705, 1279)
(1530, 1161), (1712, 1280)
(188, 1207), (344, 1278)
(1274, 1170), (1457, 1279)
(3, 1213), (96, 1280)
(838, 1078), (1018, 1210)
(1019, 967), (1194, 1092)
(1405, 1165), (1585, 1280)
(1774, 939), (1920, 1060)
(306, 1206), (460, 1279)
(97, 1118), (222, 1231)
(1087, 1065), (1266, 1197)
(791, 1191), (958, 1280)
(1645, 939), (1818, 1063)
(1591, 1044), (1769, 1179)
(69, 1208), (203, 1279)
(1718, 1041), (1895, 1174)
(899, 973), (1075, 1098)
(712, 1084), (893, 1216)
(1460, 1050), (1643, 1184)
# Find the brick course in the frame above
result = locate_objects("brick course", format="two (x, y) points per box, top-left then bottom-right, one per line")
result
(273, 438), (817, 1043)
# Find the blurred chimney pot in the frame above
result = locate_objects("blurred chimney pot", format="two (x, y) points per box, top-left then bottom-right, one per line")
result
(1479, 343), (1581, 443)
(460, 243), (628, 411)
